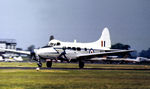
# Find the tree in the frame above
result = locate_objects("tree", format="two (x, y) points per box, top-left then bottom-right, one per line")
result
(27, 45), (35, 52)
(16, 48), (23, 50)
(111, 43), (134, 58)
(139, 48), (150, 58)
(111, 43), (130, 50)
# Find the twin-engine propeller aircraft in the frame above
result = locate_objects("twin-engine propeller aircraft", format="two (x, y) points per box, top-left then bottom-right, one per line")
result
(0, 27), (134, 68)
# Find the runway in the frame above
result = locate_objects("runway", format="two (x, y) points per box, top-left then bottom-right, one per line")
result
(0, 67), (150, 70)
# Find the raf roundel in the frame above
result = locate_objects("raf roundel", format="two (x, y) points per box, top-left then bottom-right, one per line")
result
(89, 49), (95, 53)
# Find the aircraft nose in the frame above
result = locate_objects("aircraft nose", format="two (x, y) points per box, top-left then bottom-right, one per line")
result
(36, 47), (58, 56)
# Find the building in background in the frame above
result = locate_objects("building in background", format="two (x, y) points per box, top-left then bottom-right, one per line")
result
(0, 39), (17, 57)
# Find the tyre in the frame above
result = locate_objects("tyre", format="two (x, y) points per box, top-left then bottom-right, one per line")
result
(46, 61), (52, 68)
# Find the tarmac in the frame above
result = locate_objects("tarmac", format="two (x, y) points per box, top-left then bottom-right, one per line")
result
(0, 67), (150, 70)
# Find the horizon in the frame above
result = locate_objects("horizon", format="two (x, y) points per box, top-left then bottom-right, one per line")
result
(0, 0), (150, 52)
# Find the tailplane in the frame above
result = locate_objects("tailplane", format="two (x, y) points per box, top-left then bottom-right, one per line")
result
(95, 27), (111, 48)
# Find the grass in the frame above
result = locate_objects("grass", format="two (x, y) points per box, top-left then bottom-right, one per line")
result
(0, 62), (149, 89)
(0, 69), (150, 89)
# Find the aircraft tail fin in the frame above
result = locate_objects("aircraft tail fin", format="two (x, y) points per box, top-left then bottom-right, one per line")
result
(95, 27), (111, 48)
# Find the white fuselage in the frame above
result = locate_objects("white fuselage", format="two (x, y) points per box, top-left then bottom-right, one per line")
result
(36, 40), (110, 60)
(36, 47), (85, 60)
(35, 27), (112, 60)
(48, 39), (110, 51)
(36, 47), (59, 59)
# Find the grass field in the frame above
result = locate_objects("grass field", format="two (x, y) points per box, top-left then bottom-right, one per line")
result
(0, 62), (149, 89)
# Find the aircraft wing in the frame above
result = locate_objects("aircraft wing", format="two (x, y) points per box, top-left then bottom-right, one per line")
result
(77, 50), (134, 58)
(0, 48), (31, 55)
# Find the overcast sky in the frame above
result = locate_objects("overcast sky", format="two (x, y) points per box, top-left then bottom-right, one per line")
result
(0, 0), (150, 52)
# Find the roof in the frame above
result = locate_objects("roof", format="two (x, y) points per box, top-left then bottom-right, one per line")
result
(0, 39), (16, 44)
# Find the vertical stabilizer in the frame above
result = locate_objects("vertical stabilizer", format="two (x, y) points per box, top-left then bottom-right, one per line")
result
(95, 27), (111, 48)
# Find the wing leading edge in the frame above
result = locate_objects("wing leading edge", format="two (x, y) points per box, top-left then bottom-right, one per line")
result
(77, 50), (135, 58)
(0, 48), (31, 55)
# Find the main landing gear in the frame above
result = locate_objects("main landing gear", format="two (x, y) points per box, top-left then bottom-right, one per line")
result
(46, 61), (52, 68)
(37, 58), (85, 69)
(79, 60), (85, 68)
(37, 59), (52, 68)
(46, 59), (52, 68)
(37, 59), (42, 68)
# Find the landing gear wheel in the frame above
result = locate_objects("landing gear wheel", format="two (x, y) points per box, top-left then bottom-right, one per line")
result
(46, 61), (52, 68)
(38, 62), (42, 68)
(79, 61), (84, 68)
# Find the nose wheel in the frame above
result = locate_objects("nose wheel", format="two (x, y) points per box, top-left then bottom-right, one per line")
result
(37, 61), (42, 68)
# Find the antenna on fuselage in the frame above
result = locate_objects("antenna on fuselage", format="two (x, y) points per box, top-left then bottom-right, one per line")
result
(74, 40), (77, 43)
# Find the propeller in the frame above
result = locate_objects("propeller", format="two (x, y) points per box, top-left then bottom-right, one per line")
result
(58, 47), (70, 63)
(0, 54), (5, 59)
(30, 50), (42, 67)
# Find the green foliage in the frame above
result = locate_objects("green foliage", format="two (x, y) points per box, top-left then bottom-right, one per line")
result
(16, 48), (23, 50)
(0, 63), (150, 89)
(0, 67), (149, 89)
(111, 43), (131, 50)
(111, 43), (135, 58)
(139, 48), (150, 58)
(27, 45), (35, 51)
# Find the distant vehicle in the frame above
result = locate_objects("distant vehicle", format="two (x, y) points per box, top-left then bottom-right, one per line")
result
(96, 57), (150, 64)
(114, 57), (150, 64)
(13, 56), (23, 62)
(4, 57), (16, 62)
(0, 27), (134, 68)
(0, 56), (4, 61)
(133, 57), (150, 63)
(4, 56), (23, 62)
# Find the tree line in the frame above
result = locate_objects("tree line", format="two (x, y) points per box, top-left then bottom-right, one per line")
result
(111, 43), (150, 58)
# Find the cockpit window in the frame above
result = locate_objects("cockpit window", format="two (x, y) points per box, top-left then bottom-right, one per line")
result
(50, 43), (54, 46)
(49, 42), (61, 46)
(57, 42), (61, 46)
(42, 46), (52, 48)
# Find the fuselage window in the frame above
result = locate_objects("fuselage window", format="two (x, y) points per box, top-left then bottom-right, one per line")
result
(67, 47), (71, 50)
(77, 47), (81, 51)
(72, 47), (76, 51)
(84, 48), (87, 51)
(62, 47), (66, 50)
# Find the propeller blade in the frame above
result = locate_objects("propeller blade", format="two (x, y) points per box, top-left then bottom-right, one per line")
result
(58, 48), (70, 63)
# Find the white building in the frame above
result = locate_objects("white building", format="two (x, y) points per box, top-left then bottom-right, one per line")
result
(0, 39), (17, 56)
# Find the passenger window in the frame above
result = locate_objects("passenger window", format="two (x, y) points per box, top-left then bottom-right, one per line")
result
(62, 47), (66, 50)
(72, 47), (76, 51)
(77, 47), (81, 51)
(67, 47), (71, 49)
(84, 48), (87, 51)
